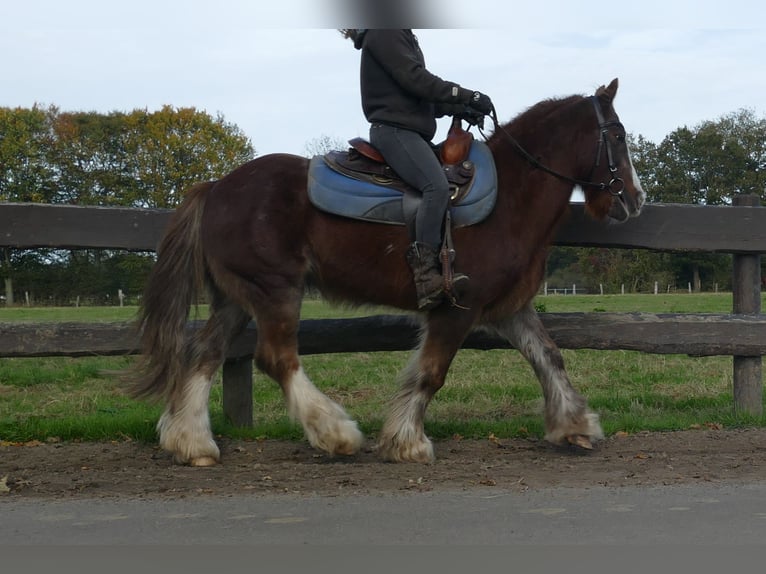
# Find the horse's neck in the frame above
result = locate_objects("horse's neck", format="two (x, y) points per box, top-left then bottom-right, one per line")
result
(490, 131), (577, 244)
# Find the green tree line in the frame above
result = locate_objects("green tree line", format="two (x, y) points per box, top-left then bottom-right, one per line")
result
(1, 105), (255, 305)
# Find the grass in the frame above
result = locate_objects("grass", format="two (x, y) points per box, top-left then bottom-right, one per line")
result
(536, 292), (766, 314)
(1, 292), (764, 443)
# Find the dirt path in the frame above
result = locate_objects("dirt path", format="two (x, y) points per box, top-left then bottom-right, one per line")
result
(2, 428), (765, 499)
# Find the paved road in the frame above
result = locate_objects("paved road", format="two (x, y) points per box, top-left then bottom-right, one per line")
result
(3, 483), (766, 545)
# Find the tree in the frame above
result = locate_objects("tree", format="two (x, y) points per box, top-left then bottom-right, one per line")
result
(1, 105), (256, 304)
(50, 110), (138, 205)
(0, 105), (58, 304)
(644, 109), (765, 206)
(572, 247), (676, 294)
(649, 111), (765, 291)
(0, 105), (57, 203)
(121, 106), (256, 208)
(590, 112), (766, 292)
(303, 134), (347, 157)
(47, 106), (256, 208)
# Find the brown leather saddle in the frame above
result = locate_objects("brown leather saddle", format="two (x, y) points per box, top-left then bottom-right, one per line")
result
(322, 118), (477, 205)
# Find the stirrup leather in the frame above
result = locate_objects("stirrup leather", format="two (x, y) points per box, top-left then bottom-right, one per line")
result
(440, 211), (469, 310)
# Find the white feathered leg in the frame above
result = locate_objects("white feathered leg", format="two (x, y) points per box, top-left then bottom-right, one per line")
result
(284, 367), (364, 456)
(493, 303), (604, 448)
(377, 349), (435, 463)
(157, 372), (220, 466)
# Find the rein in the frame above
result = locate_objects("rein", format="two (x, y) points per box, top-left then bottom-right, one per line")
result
(478, 97), (625, 196)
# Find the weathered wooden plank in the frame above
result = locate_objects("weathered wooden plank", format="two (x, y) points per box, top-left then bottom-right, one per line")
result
(0, 321), (139, 357)
(222, 358), (254, 427)
(539, 312), (766, 356)
(3, 313), (766, 358)
(556, 202), (766, 253)
(2, 201), (766, 253)
(731, 195), (763, 415)
(0, 203), (171, 251)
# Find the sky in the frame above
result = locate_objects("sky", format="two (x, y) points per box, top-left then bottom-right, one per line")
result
(2, 1), (765, 158)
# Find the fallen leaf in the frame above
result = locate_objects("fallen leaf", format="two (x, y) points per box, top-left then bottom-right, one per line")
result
(614, 431), (630, 438)
(0, 475), (10, 494)
(634, 452), (650, 460)
(705, 422), (724, 430)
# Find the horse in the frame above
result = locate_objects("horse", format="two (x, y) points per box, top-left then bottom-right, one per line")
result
(129, 78), (645, 466)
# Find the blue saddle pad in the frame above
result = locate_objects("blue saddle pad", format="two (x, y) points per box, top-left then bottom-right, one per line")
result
(307, 140), (497, 228)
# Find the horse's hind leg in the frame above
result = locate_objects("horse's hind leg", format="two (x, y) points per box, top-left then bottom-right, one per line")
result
(158, 295), (250, 466)
(253, 298), (364, 456)
(493, 302), (604, 448)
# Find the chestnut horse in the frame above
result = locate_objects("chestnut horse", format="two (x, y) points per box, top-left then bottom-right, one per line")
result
(130, 78), (645, 466)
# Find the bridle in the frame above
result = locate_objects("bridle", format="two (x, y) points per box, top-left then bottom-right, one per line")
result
(479, 96), (626, 196)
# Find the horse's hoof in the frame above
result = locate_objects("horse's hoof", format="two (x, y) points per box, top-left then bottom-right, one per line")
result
(189, 455), (219, 467)
(376, 437), (435, 463)
(566, 434), (593, 450)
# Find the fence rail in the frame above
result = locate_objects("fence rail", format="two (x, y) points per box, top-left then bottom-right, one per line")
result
(1, 199), (764, 424)
(3, 200), (766, 252)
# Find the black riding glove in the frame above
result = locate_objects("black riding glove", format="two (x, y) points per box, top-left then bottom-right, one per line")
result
(435, 103), (486, 128)
(469, 91), (494, 115)
(458, 106), (485, 128)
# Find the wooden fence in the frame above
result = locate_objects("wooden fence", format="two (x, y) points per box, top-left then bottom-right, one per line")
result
(1, 197), (764, 425)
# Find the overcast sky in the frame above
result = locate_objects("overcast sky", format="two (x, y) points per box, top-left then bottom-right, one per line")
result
(2, 1), (764, 157)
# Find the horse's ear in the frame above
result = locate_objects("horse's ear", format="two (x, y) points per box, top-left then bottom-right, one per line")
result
(596, 78), (619, 102)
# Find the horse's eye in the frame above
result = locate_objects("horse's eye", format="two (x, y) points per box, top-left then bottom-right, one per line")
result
(615, 134), (626, 143)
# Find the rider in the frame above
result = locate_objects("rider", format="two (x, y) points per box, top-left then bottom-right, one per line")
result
(341, 29), (494, 310)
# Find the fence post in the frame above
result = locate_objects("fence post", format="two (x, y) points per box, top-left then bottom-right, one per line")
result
(732, 194), (763, 416)
(222, 358), (254, 427)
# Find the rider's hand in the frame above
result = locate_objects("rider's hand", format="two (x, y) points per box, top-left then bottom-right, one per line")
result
(458, 106), (485, 128)
(469, 91), (494, 115)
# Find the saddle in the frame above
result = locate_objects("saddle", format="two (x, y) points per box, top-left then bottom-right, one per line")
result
(324, 118), (477, 205)
(307, 120), (497, 232)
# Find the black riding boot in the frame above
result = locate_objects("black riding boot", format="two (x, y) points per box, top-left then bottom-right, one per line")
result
(405, 242), (468, 310)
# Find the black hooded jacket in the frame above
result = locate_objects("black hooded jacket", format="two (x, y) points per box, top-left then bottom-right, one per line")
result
(353, 29), (474, 140)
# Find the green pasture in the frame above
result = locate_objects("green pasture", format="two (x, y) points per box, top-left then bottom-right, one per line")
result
(1, 292), (764, 444)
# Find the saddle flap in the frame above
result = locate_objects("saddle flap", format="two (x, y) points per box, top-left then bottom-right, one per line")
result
(325, 150), (396, 182)
(348, 137), (385, 163)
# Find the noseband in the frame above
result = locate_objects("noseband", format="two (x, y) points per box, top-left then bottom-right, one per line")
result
(483, 96), (626, 195)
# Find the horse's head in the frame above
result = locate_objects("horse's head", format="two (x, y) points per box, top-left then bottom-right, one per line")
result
(581, 78), (646, 223)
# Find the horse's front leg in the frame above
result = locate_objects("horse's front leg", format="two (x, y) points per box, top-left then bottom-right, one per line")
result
(378, 309), (478, 463)
(493, 302), (604, 448)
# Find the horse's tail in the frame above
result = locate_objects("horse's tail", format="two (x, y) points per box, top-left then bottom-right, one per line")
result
(127, 181), (215, 401)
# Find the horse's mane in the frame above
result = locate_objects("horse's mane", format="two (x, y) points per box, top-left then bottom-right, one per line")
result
(487, 94), (585, 147)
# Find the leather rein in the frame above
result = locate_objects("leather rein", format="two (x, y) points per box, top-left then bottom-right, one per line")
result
(479, 96), (626, 196)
